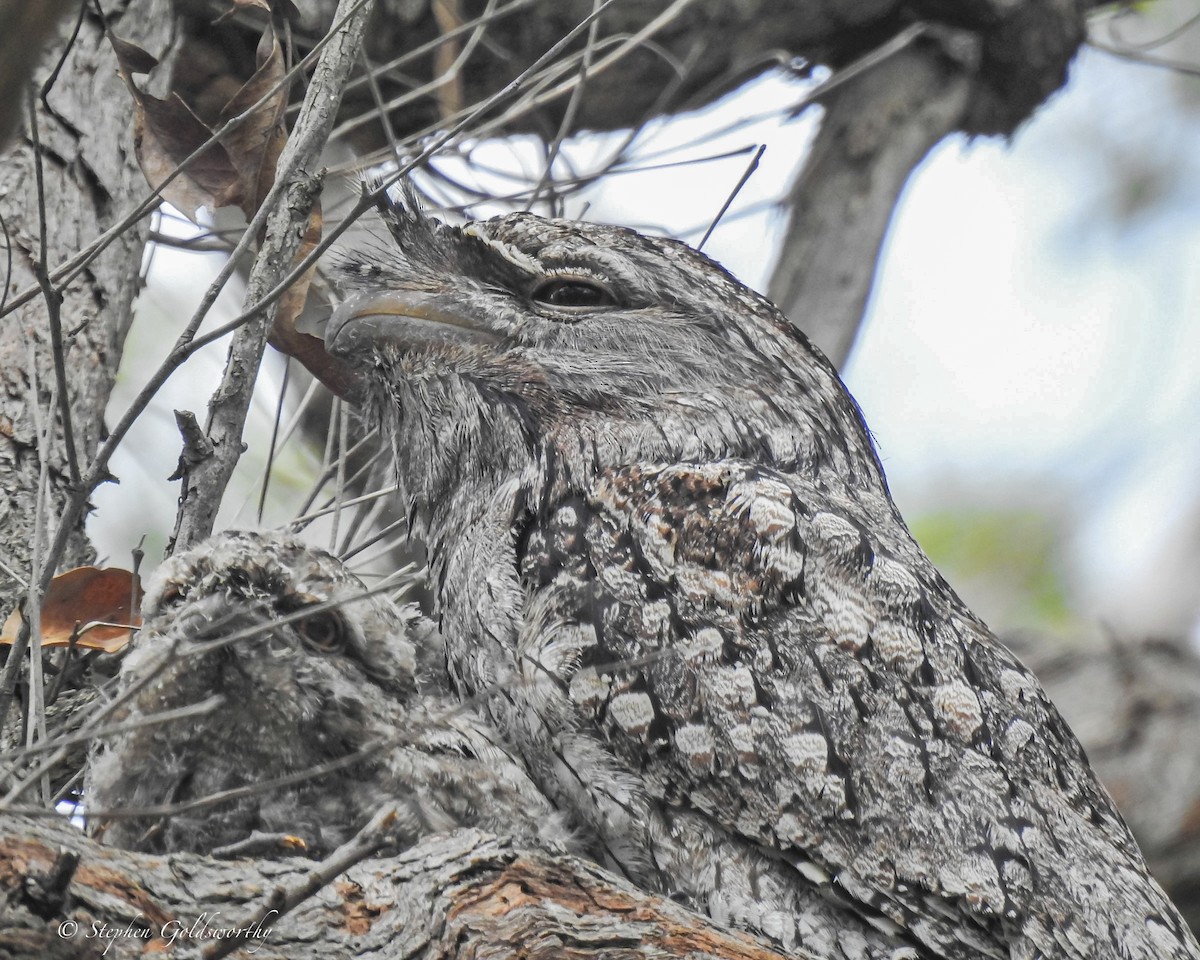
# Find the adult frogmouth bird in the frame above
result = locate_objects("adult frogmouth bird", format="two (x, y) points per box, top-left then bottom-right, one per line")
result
(319, 196), (1200, 960)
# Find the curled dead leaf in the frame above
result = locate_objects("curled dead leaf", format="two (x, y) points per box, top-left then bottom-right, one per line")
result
(218, 19), (289, 219)
(110, 14), (294, 223)
(0, 567), (143, 654)
(266, 200), (365, 400)
(111, 36), (242, 221)
(110, 6), (354, 397)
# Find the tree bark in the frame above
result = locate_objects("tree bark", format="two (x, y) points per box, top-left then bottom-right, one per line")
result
(0, 0), (175, 703)
(0, 817), (803, 960)
(767, 30), (973, 367)
(258, 0), (1092, 144)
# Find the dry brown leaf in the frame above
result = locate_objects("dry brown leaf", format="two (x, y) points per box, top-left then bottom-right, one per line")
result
(0, 567), (143, 654)
(112, 12), (349, 393)
(107, 34), (160, 75)
(218, 20), (290, 218)
(274, 199), (323, 333)
(111, 36), (243, 221)
(266, 202), (365, 400)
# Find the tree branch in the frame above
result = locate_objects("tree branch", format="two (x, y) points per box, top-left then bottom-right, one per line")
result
(0, 816), (805, 960)
(767, 30), (973, 368)
(171, 0), (377, 550)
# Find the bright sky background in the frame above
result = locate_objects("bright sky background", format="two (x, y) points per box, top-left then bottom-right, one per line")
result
(90, 23), (1200, 641)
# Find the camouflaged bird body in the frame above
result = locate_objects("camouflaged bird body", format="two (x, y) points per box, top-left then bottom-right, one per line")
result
(423, 454), (1195, 960)
(332, 203), (1200, 960)
(519, 463), (1183, 959)
(86, 531), (575, 859)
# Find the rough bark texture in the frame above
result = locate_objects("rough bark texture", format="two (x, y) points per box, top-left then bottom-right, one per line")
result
(180, 0), (1094, 149)
(0, 818), (803, 960)
(0, 0), (175, 619)
(0, 1), (78, 149)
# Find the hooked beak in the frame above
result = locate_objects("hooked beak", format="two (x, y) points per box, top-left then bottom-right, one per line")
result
(301, 290), (502, 358)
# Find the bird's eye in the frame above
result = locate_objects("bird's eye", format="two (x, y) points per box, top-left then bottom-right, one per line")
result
(297, 611), (345, 654)
(531, 276), (617, 311)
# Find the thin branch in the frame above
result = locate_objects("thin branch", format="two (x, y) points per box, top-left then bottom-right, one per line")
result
(38, 0), (88, 111)
(0, 210), (12, 316)
(27, 85), (80, 486)
(1, 696), (225, 764)
(329, 399), (349, 552)
(173, 0), (379, 550)
(293, 428), (381, 521)
(1098, 6), (1200, 53)
(291, 482), (401, 528)
(469, 0), (703, 141)
(526, 0), (604, 212)
(1086, 37), (1200, 76)
(698, 143), (765, 250)
(181, 0), (623, 377)
(256, 356), (291, 524)
(0, 0), (377, 321)
(341, 506), (401, 562)
(324, 0), (541, 101)
(201, 802), (406, 960)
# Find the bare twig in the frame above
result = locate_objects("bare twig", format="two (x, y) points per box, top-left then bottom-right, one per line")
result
(526, 0), (604, 213)
(328, 0), (540, 101)
(23, 1), (384, 602)
(698, 143), (765, 250)
(1097, 6), (1200, 53)
(0, 0), (377, 321)
(291, 482), (401, 528)
(470, 0), (703, 141)
(1086, 37), (1200, 76)
(0, 210), (12, 316)
(328, 0), (511, 141)
(182, 0), (622, 375)
(1, 696), (225, 764)
(256, 358), (292, 525)
(27, 86), (80, 486)
(172, 0), (378, 550)
(200, 802), (406, 960)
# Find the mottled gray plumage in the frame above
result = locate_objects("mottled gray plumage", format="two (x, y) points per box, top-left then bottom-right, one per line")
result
(323, 198), (1200, 959)
(85, 530), (573, 858)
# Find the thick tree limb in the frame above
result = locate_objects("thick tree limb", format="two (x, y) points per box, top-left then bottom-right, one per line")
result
(767, 30), (973, 367)
(263, 0), (1092, 145)
(0, 816), (803, 960)
(0, 1), (175, 714)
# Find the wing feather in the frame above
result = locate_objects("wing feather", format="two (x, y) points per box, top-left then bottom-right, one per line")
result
(520, 458), (1192, 959)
